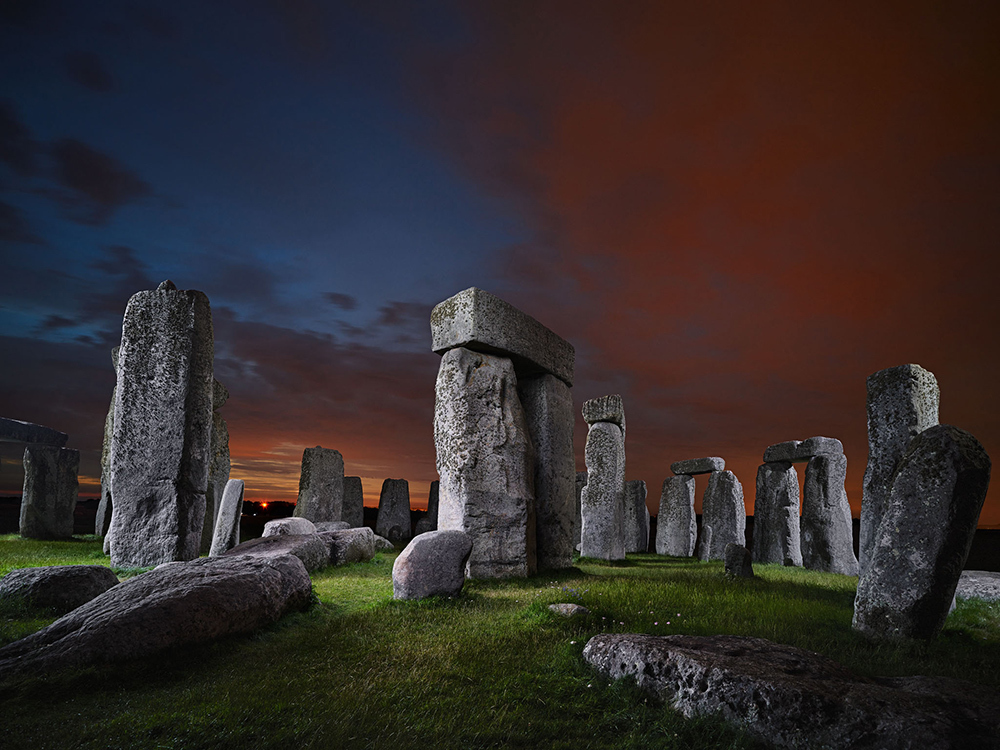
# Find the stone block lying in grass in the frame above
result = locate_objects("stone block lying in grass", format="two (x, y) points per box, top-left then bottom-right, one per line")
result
(223, 533), (330, 572)
(320, 527), (376, 566)
(0, 565), (119, 614)
(392, 530), (472, 600)
(0, 554), (311, 679)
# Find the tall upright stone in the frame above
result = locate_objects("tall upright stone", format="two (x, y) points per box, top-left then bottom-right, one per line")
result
(376, 478), (412, 545)
(657, 475), (696, 557)
(752, 462), (802, 567)
(341, 476), (365, 528)
(415, 480), (439, 535)
(201, 379), (231, 554)
(96, 347), (118, 537)
(209, 479), (245, 557)
(20, 446), (79, 539)
(802, 453), (858, 575)
(624, 479), (649, 553)
(109, 280), (214, 568)
(860, 364), (939, 577)
(580, 395), (626, 561)
(435, 347), (536, 578)
(574, 471), (587, 549)
(700, 470), (745, 561)
(853, 425), (991, 640)
(294, 446), (344, 523)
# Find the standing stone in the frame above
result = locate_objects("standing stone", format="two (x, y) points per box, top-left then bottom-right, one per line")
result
(580, 422), (626, 561)
(575, 471), (587, 548)
(414, 480), (439, 536)
(341, 476), (364, 528)
(20, 446), (79, 539)
(109, 280), (214, 568)
(696, 524), (713, 562)
(294, 446), (344, 523)
(860, 364), (939, 577)
(724, 544), (754, 578)
(853, 425), (991, 640)
(201, 379), (231, 554)
(656, 475), (696, 557)
(376, 478), (412, 545)
(208, 479), (244, 557)
(97, 347), (118, 537)
(518, 374), (576, 569)
(700, 470), (745, 561)
(802, 453), (858, 575)
(623, 480), (649, 553)
(435, 347), (536, 578)
(752, 462), (802, 567)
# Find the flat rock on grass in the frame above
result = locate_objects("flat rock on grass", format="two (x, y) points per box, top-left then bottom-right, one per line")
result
(319, 527), (376, 565)
(583, 634), (1000, 750)
(223, 534), (330, 572)
(956, 571), (1000, 602)
(0, 565), (119, 614)
(263, 517), (317, 537)
(548, 603), (590, 618)
(0, 554), (311, 679)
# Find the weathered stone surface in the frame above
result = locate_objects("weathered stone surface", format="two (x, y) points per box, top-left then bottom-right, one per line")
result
(0, 555), (311, 678)
(519, 374), (576, 569)
(670, 457), (724, 475)
(95, 489), (113, 538)
(392, 530), (473, 600)
(376, 478), (412, 545)
(575, 471), (587, 548)
(414, 480), (440, 535)
(700, 471), (745, 561)
(583, 633), (1000, 750)
(222, 534), (330, 572)
(752, 462), (802, 567)
(97, 349), (117, 536)
(656, 475), (696, 557)
(314, 520), (350, 532)
(20, 446), (79, 540)
(623, 480), (649, 553)
(696, 524), (713, 562)
(373, 534), (395, 552)
(263, 517), (316, 537)
(860, 364), (939, 577)
(581, 394), (625, 433)
(854, 425), (991, 640)
(763, 440), (801, 463)
(798, 436), (843, 457)
(435, 347), (536, 578)
(549, 603), (590, 617)
(724, 544), (754, 578)
(320, 527), (376, 566)
(801, 454), (858, 575)
(580, 422), (625, 561)
(341, 476), (365, 528)
(201, 389), (230, 554)
(208, 479), (244, 557)
(956, 570), (1000, 602)
(0, 417), (67, 446)
(0, 565), (119, 614)
(430, 286), (575, 386)
(109, 282), (214, 568)
(294, 446), (344, 524)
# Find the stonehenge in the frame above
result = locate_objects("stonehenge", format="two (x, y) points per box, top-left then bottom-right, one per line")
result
(700, 470), (746, 560)
(656, 475), (696, 557)
(342, 476), (365, 528)
(659, 456), (742, 562)
(752, 460), (802, 567)
(208, 479), (245, 557)
(376, 478), (412, 545)
(623, 479), (649, 553)
(201, 379), (231, 554)
(579, 395), (626, 561)
(294, 446), (344, 524)
(414, 480), (439, 535)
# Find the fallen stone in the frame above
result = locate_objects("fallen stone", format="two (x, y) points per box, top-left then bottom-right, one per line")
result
(583, 633), (1000, 750)
(0, 417), (68, 446)
(548, 603), (590, 618)
(752, 461), (802, 567)
(208, 479), (244, 557)
(670, 457), (724, 475)
(860, 364), (939, 577)
(763, 440), (801, 463)
(956, 571), (1000, 602)
(222, 534), (330, 573)
(801, 454), (858, 575)
(392, 529), (473, 600)
(623, 479), (649, 554)
(20, 445), (79, 540)
(373, 534), (395, 551)
(854, 424), (991, 640)
(341, 476), (365, 528)
(582, 394), (625, 433)
(0, 565), (119, 614)
(724, 544), (754, 578)
(580, 421), (625, 561)
(430, 287), (575, 386)
(700, 471), (745, 561)
(294, 446), (344, 524)
(319, 526), (377, 565)
(314, 520), (350, 532)
(376, 478), (412, 546)
(263, 517), (316, 537)
(0, 554), (311, 679)
(656, 475), (696, 557)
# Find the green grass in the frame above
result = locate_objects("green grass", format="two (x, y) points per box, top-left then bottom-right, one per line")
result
(1, 541), (998, 749)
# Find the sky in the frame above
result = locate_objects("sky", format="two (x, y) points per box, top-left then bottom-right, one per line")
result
(1, 1), (998, 527)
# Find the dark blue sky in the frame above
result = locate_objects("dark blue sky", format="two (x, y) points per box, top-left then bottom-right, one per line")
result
(2, 1), (998, 525)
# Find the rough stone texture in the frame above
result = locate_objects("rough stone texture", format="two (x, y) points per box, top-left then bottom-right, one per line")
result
(222, 534), (330, 572)
(294, 446), (344, 524)
(670, 457), (724, 475)
(752, 462), (802, 567)
(341, 476), (365, 528)
(854, 425), (991, 640)
(201, 381), (230, 554)
(430, 286), (575, 386)
(700, 471), (745, 561)
(392, 529), (473, 600)
(373, 534), (395, 552)
(763, 440), (801, 463)
(860, 364), (940, 577)
(320, 526), (376, 566)
(435, 347), (536, 578)
(580, 421), (625, 561)
(97, 350), (117, 536)
(20, 445), (79, 540)
(575, 471), (587, 548)
(724, 544), (754, 578)
(519, 374), (576, 570)
(0, 555), (311, 678)
(314, 520), (350, 532)
(696, 524), (713, 562)
(583, 633), (1000, 750)
(0, 417), (68, 446)
(956, 571), (1000, 602)
(263, 517), (316, 537)
(415, 480), (439, 535)
(376, 478), (412, 546)
(109, 281), (214, 569)
(549, 603), (590, 617)
(801, 453), (858, 575)
(623, 480), (649, 553)
(208, 479), (244, 557)
(95, 489), (113, 538)
(798, 436), (844, 457)
(656, 475), (696, 557)
(0, 565), (119, 614)
(581, 394), (625, 433)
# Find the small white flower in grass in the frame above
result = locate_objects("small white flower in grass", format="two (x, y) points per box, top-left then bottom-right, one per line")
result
(570, 640), (576, 644)
(654, 622), (658, 625)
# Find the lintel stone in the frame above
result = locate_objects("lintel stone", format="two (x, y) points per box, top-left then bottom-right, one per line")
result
(670, 457), (724, 475)
(0, 417), (68, 447)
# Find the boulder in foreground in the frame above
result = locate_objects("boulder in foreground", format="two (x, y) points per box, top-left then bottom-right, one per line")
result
(393, 529), (472, 600)
(0, 565), (119, 614)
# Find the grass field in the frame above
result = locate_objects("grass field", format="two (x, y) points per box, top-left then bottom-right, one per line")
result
(1, 535), (998, 749)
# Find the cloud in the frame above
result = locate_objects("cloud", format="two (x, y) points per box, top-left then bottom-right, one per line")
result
(62, 50), (114, 92)
(324, 292), (357, 311)
(0, 101), (38, 177)
(48, 138), (152, 225)
(0, 200), (43, 244)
